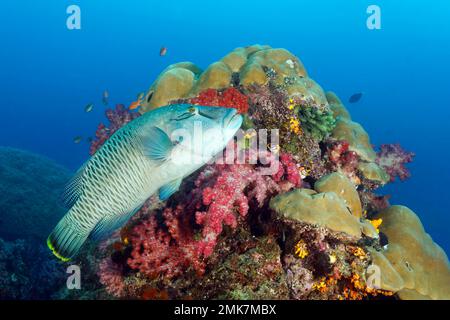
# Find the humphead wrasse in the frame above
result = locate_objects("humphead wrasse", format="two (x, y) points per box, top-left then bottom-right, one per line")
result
(48, 104), (243, 261)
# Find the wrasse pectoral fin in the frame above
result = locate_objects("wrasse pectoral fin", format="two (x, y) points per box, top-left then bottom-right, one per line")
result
(159, 178), (183, 201)
(141, 126), (174, 163)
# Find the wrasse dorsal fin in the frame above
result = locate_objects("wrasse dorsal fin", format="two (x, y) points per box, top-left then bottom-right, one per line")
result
(140, 126), (174, 163)
(60, 162), (87, 208)
(159, 178), (183, 201)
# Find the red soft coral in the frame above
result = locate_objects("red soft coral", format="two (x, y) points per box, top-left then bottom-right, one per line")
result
(127, 150), (301, 279)
(194, 162), (280, 257)
(190, 87), (249, 114)
(376, 144), (414, 182)
(327, 140), (360, 179)
(127, 206), (205, 279)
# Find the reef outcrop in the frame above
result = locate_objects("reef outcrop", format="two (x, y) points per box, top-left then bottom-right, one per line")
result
(75, 45), (446, 300)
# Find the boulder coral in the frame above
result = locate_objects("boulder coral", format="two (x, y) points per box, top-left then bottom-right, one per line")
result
(314, 172), (362, 218)
(373, 206), (450, 300)
(140, 45), (327, 113)
(270, 173), (378, 240)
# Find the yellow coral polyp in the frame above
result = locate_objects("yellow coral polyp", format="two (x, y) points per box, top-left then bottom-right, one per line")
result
(312, 278), (328, 293)
(352, 247), (367, 260)
(369, 218), (383, 233)
(294, 240), (309, 259)
(348, 273), (394, 299)
(289, 117), (302, 134)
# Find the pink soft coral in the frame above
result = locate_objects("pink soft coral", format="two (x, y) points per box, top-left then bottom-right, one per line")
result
(98, 257), (126, 298)
(376, 144), (414, 182)
(90, 104), (140, 155)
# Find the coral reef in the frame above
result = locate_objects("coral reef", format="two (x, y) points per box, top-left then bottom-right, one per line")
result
(0, 147), (71, 241)
(64, 45), (448, 301)
(0, 238), (65, 299)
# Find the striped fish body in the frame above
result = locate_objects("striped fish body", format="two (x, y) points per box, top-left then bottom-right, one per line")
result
(48, 104), (243, 261)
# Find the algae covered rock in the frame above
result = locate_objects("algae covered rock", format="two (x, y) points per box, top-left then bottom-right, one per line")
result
(374, 205), (450, 300)
(0, 147), (71, 241)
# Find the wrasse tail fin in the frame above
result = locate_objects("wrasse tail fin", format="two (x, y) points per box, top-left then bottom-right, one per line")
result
(47, 217), (89, 261)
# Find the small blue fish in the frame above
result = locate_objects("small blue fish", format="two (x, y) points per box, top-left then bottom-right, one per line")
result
(349, 93), (363, 103)
(85, 103), (94, 112)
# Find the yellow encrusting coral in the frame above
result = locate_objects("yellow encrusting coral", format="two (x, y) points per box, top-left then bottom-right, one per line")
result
(294, 240), (309, 259)
(350, 247), (367, 260)
(368, 218), (382, 233)
(289, 117), (302, 135)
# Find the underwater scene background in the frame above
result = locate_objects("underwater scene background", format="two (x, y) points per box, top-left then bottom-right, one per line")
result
(0, 0), (449, 300)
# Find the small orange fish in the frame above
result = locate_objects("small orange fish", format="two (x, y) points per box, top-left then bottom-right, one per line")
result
(159, 47), (167, 56)
(129, 99), (142, 110)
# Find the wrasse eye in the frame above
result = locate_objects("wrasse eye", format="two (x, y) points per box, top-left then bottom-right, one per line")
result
(188, 107), (196, 113)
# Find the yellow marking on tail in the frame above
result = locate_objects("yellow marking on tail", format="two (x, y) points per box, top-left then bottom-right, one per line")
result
(47, 238), (71, 262)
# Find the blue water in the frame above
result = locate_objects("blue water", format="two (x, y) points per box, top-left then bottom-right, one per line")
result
(1, 0), (449, 254)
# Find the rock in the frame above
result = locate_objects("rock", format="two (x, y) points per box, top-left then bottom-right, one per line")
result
(314, 172), (362, 217)
(374, 205), (450, 300)
(0, 147), (71, 241)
